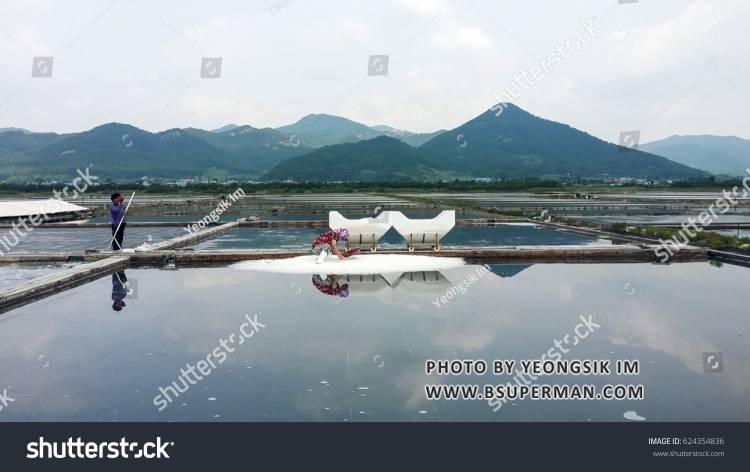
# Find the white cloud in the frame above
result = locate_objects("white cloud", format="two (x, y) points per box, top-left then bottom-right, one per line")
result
(433, 26), (492, 53)
(5, 24), (53, 55)
(393, 0), (450, 15)
(603, 1), (722, 75)
(333, 16), (369, 42)
(0, 0), (748, 140)
(178, 95), (241, 118)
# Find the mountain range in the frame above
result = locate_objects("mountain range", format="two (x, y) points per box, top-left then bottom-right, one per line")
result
(276, 113), (441, 148)
(640, 135), (750, 176)
(267, 105), (703, 181)
(266, 136), (464, 181)
(0, 123), (312, 180)
(0, 105), (715, 181)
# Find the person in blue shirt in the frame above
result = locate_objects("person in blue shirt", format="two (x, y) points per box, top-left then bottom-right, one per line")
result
(110, 193), (127, 251)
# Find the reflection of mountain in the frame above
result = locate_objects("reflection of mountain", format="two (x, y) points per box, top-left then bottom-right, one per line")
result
(485, 264), (531, 278)
(314, 271), (452, 303)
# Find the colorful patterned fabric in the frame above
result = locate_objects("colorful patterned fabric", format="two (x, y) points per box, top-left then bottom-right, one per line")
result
(312, 228), (347, 249)
(335, 228), (349, 240)
(312, 275), (349, 297)
(312, 243), (332, 255)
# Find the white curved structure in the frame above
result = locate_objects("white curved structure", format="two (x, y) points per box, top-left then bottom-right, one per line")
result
(329, 211), (392, 251)
(328, 210), (456, 252)
(389, 210), (455, 251)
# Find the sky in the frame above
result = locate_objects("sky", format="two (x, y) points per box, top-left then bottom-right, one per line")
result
(0, 0), (748, 145)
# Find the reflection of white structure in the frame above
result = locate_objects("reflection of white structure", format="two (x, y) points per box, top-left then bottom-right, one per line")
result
(329, 211), (392, 252)
(340, 271), (451, 303)
(389, 210), (455, 251)
(328, 210), (456, 252)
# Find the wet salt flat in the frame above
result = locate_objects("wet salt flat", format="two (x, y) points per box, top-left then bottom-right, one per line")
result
(0, 227), (186, 252)
(194, 225), (607, 250)
(88, 214), (243, 224)
(0, 263), (80, 288)
(718, 229), (750, 238)
(404, 191), (750, 203)
(582, 214), (750, 225)
(0, 261), (747, 421)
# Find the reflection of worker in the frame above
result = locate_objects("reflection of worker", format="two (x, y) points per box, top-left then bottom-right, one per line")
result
(111, 271), (130, 311)
(110, 193), (126, 251)
(311, 228), (349, 264)
(312, 274), (349, 297)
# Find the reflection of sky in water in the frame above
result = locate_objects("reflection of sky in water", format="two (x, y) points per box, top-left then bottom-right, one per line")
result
(194, 225), (606, 250)
(0, 261), (747, 421)
(0, 227), (185, 252)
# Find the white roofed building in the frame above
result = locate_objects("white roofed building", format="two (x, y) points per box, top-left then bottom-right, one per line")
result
(0, 200), (91, 223)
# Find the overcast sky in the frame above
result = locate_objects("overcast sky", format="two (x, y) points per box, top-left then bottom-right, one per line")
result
(0, 0), (748, 144)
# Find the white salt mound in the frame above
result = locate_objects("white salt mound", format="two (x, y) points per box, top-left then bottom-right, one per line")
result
(232, 254), (466, 275)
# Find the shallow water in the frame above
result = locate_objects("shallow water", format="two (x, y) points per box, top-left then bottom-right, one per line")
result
(0, 227), (186, 252)
(89, 214), (230, 224)
(717, 229), (750, 238)
(0, 261), (747, 421)
(0, 263), (80, 288)
(194, 225), (607, 250)
(582, 214), (750, 225)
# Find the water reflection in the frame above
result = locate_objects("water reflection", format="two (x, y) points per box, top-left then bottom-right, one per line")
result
(110, 271), (133, 311)
(311, 275), (349, 297)
(0, 262), (748, 421)
(311, 271), (453, 303)
(196, 224), (605, 250)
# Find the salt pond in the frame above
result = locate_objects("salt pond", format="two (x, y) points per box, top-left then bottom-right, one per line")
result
(0, 261), (746, 421)
(195, 225), (608, 250)
(0, 227), (186, 253)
